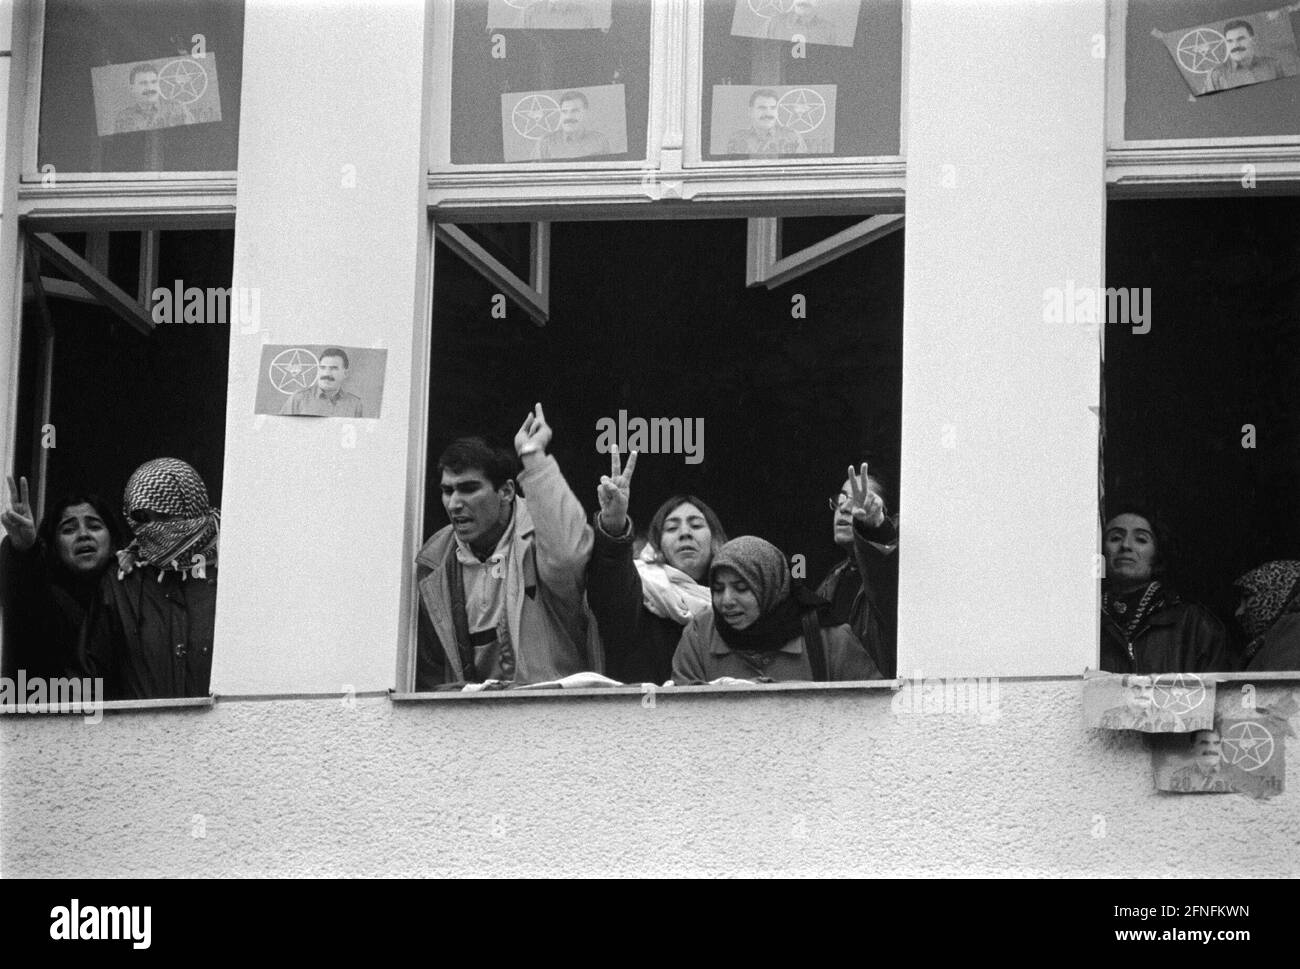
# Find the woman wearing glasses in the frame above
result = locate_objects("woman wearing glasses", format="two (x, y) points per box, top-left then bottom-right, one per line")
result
(815, 462), (897, 678)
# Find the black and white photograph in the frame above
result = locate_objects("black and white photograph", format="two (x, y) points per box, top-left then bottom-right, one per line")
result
(91, 53), (224, 136)
(500, 84), (628, 161)
(486, 0), (614, 31)
(256, 344), (387, 419)
(710, 83), (836, 156)
(1, 0), (1299, 913)
(1152, 717), (1287, 797)
(729, 0), (861, 48)
(1153, 7), (1300, 96)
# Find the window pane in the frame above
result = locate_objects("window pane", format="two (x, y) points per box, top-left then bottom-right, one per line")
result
(38, 0), (244, 174)
(449, 0), (651, 164)
(1124, 0), (1300, 141)
(700, 0), (902, 160)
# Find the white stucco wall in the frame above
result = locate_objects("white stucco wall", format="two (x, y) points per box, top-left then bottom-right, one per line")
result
(4, 680), (1297, 877)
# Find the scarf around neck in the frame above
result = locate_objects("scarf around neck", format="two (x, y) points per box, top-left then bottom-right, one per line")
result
(713, 583), (834, 652)
(709, 536), (832, 652)
(634, 542), (712, 625)
(1102, 579), (1170, 649)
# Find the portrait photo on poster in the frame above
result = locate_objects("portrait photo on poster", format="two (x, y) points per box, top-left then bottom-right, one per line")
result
(501, 84), (628, 162)
(256, 345), (387, 420)
(710, 84), (837, 157)
(1083, 672), (1216, 733)
(1153, 7), (1300, 96)
(91, 54), (224, 136)
(729, 0), (861, 48)
(1151, 714), (1287, 798)
(486, 0), (613, 31)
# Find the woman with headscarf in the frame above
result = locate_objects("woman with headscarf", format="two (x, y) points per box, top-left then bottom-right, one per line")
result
(586, 448), (729, 684)
(81, 458), (220, 699)
(1233, 560), (1300, 672)
(672, 535), (881, 685)
(1100, 504), (1227, 674)
(1, 475), (126, 681)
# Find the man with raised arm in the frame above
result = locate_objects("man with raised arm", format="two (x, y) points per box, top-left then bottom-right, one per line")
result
(414, 404), (596, 689)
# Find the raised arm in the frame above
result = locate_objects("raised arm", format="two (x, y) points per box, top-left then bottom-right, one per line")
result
(586, 447), (648, 649)
(513, 403), (594, 590)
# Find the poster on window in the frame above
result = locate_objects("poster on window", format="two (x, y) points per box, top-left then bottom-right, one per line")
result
(1084, 672), (1216, 733)
(500, 84), (627, 162)
(1153, 8), (1300, 96)
(709, 84), (837, 156)
(91, 54), (224, 136)
(486, 0), (612, 31)
(729, 0), (860, 48)
(255, 344), (387, 420)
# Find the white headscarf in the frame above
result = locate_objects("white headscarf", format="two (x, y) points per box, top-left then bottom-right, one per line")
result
(634, 542), (712, 625)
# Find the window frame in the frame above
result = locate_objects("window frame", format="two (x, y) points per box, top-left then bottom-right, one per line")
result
(18, 0), (239, 222)
(1105, 0), (1300, 196)
(680, 0), (907, 171)
(427, 0), (907, 218)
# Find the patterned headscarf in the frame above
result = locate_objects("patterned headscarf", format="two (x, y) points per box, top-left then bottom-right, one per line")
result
(710, 536), (791, 617)
(1234, 561), (1300, 653)
(120, 458), (219, 580)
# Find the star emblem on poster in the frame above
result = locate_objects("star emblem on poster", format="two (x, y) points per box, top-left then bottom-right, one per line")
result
(158, 58), (209, 104)
(1150, 673), (1205, 715)
(1176, 28), (1227, 74)
(269, 347), (320, 394)
(748, 0), (794, 17)
(1221, 721), (1274, 772)
(777, 88), (826, 134)
(512, 94), (562, 139)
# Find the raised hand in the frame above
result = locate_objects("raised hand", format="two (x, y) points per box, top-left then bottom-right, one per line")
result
(2, 475), (37, 551)
(845, 462), (885, 529)
(597, 447), (638, 535)
(514, 402), (553, 464)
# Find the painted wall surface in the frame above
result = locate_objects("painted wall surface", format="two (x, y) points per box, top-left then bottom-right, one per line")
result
(900, 0), (1105, 677)
(214, 0), (430, 694)
(3, 681), (1297, 877)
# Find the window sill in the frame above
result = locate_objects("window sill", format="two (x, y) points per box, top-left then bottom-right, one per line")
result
(0, 695), (214, 716)
(391, 678), (900, 703)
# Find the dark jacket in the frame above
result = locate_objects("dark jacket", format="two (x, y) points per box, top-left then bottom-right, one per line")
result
(80, 565), (218, 700)
(1099, 592), (1228, 674)
(0, 536), (99, 682)
(585, 515), (684, 684)
(815, 515), (898, 678)
(1244, 598), (1300, 672)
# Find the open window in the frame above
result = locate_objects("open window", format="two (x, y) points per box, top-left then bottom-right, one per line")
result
(406, 214), (903, 693)
(1102, 196), (1300, 673)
